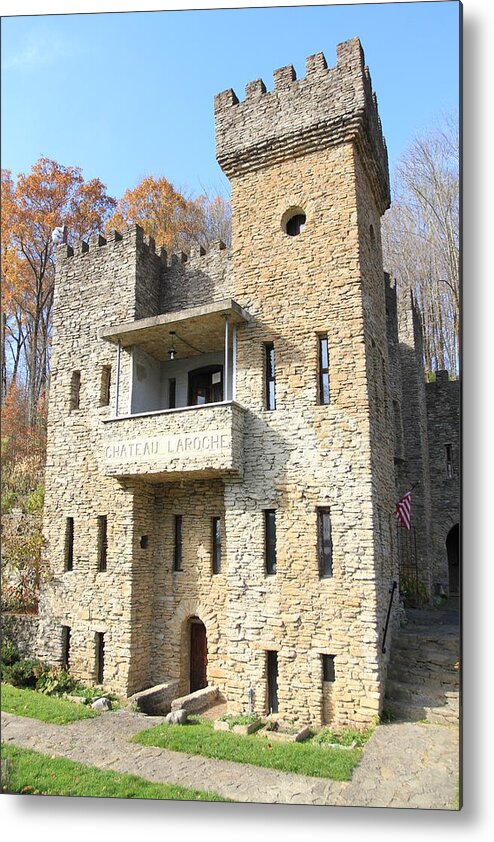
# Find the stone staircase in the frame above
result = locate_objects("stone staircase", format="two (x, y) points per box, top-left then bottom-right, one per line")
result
(384, 602), (460, 725)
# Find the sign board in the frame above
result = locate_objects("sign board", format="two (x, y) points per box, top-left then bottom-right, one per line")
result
(104, 429), (231, 464)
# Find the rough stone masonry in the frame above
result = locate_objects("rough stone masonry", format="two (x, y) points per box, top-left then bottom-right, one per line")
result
(34, 37), (459, 728)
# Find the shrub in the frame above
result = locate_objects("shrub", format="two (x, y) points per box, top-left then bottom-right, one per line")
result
(218, 713), (260, 727)
(1, 637), (19, 667)
(2, 657), (46, 689)
(312, 728), (373, 748)
(1, 514), (43, 613)
(399, 574), (429, 607)
(35, 667), (76, 696)
(24, 485), (45, 515)
(1, 490), (17, 514)
(69, 685), (118, 704)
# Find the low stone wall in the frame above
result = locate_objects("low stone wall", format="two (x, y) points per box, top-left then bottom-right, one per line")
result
(2, 613), (40, 659)
(129, 679), (180, 715)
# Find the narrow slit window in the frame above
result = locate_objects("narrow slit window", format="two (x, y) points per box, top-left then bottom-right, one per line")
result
(317, 508), (333, 578)
(64, 517), (74, 572)
(168, 378), (176, 409)
(97, 515), (108, 572)
(173, 515), (183, 572)
(70, 370), (81, 411)
(212, 517), (222, 574)
(100, 366), (111, 407)
(322, 654), (335, 683)
(96, 632), (105, 685)
(267, 650), (279, 714)
(393, 400), (403, 456)
(318, 334), (330, 405)
(265, 343), (276, 410)
(445, 444), (454, 478)
(264, 510), (277, 575)
(61, 626), (71, 671)
(381, 357), (387, 418)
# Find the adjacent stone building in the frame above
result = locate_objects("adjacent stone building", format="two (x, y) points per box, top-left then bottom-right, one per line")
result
(36, 38), (460, 728)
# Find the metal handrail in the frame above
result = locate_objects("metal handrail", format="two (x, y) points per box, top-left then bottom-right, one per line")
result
(382, 580), (398, 654)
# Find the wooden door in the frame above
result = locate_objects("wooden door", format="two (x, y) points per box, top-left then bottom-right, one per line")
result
(190, 620), (208, 693)
(188, 366), (223, 405)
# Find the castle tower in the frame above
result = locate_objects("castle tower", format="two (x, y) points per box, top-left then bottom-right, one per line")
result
(37, 38), (400, 729)
(215, 38), (398, 725)
(37, 227), (167, 693)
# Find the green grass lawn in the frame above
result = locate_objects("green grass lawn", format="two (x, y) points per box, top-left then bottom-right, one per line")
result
(1, 683), (98, 724)
(133, 717), (363, 781)
(1, 744), (228, 801)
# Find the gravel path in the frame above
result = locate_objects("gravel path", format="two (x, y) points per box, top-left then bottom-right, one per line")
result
(1, 709), (459, 809)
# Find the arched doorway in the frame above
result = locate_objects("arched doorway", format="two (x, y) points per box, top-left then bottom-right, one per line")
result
(446, 524), (460, 596)
(189, 618), (208, 693)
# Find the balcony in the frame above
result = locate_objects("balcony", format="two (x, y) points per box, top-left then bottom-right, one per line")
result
(99, 299), (250, 481)
(102, 401), (245, 481)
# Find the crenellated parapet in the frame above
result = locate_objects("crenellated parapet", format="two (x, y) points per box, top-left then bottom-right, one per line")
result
(55, 223), (167, 266)
(55, 224), (232, 319)
(214, 37), (390, 214)
(56, 225), (230, 271)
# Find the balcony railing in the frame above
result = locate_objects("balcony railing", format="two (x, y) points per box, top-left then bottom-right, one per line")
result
(102, 401), (245, 481)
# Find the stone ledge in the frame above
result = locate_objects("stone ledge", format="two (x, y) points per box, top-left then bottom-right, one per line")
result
(129, 680), (180, 715)
(171, 685), (219, 714)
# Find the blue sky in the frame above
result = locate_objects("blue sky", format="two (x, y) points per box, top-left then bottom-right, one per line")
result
(1, 1), (460, 201)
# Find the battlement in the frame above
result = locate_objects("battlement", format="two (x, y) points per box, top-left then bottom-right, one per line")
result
(56, 223), (168, 265)
(164, 239), (229, 271)
(56, 224), (230, 271)
(426, 369), (460, 388)
(214, 37), (390, 213)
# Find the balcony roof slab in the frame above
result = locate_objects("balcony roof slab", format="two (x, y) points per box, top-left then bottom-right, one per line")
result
(99, 298), (251, 360)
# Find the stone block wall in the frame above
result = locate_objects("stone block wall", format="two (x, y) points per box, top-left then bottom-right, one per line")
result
(102, 402), (245, 481)
(426, 372), (460, 589)
(38, 226), (165, 695)
(354, 148), (398, 667)
(397, 293), (433, 595)
(2, 614), (40, 659)
(149, 478), (229, 696)
(220, 141), (391, 725)
(160, 242), (232, 313)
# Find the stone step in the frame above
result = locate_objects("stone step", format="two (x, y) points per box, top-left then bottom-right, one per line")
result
(390, 649), (460, 672)
(389, 645), (460, 662)
(384, 697), (459, 726)
(385, 679), (460, 705)
(393, 633), (459, 655)
(387, 664), (459, 689)
(387, 656), (460, 677)
(171, 685), (219, 714)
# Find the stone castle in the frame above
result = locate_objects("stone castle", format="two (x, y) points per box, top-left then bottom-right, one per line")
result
(35, 38), (459, 727)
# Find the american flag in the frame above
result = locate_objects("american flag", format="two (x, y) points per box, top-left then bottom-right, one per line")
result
(394, 491), (412, 530)
(51, 225), (67, 245)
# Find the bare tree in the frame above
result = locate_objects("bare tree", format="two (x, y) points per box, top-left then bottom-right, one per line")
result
(382, 114), (459, 376)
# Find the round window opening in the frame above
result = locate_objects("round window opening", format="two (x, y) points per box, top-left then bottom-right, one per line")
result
(283, 211), (306, 237)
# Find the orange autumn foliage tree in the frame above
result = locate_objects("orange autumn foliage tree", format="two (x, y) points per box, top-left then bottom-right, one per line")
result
(1, 170), (31, 395)
(106, 175), (203, 253)
(1, 158), (116, 424)
(106, 175), (232, 253)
